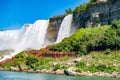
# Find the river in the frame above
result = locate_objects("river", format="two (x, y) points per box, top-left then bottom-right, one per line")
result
(0, 71), (119, 80)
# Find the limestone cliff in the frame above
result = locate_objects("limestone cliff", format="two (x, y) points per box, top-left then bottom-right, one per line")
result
(47, 17), (64, 42)
(48, 0), (120, 41)
(73, 0), (120, 28)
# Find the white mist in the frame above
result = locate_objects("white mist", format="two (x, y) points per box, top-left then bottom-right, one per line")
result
(0, 20), (49, 61)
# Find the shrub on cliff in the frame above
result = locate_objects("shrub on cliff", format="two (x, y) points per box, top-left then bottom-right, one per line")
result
(26, 57), (38, 68)
(112, 20), (120, 29)
(73, 0), (95, 13)
(49, 20), (120, 55)
(50, 14), (65, 20)
(50, 25), (109, 55)
(112, 20), (120, 36)
(96, 20), (120, 50)
(65, 8), (73, 15)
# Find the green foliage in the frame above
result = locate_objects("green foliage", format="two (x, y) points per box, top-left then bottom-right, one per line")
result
(87, 51), (120, 73)
(1, 50), (120, 74)
(75, 68), (82, 73)
(75, 61), (87, 72)
(87, 64), (98, 73)
(50, 20), (120, 56)
(26, 57), (38, 67)
(13, 51), (27, 65)
(90, 0), (97, 2)
(15, 51), (25, 58)
(53, 64), (61, 71)
(50, 0), (95, 16)
(105, 66), (117, 73)
(112, 20), (120, 36)
(50, 26), (109, 55)
(32, 57), (54, 70)
(73, 3), (87, 13)
(61, 65), (68, 69)
(96, 20), (120, 50)
(38, 57), (54, 65)
(75, 51), (120, 73)
(1, 63), (13, 68)
(97, 64), (107, 71)
(112, 20), (120, 29)
(1, 50), (55, 70)
(50, 14), (65, 20)
(104, 49), (111, 55)
(75, 61), (87, 68)
(65, 8), (73, 15)
(73, 0), (95, 13)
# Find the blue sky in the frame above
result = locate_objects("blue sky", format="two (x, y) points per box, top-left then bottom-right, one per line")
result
(0, 0), (88, 30)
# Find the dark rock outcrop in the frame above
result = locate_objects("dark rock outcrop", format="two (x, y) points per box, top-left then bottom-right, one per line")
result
(64, 69), (73, 76)
(47, 17), (64, 42)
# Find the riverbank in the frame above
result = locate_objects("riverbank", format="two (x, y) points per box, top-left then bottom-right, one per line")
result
(1, 70), (119, 80)
(0, 50), (120, 78)
(0, 67), (120, 78)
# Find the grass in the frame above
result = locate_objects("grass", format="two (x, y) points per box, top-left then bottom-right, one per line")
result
(75, 51), (120, 73)
(49, 25), (110, 55)
(1, 50), (120, 74)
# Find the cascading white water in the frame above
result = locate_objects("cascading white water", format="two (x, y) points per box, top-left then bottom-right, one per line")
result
(0, 14), (74, 61)
(56, 14), (73, 43)
(0, 20), (49, 61)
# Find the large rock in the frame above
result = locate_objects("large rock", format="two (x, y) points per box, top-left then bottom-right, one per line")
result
(64, 69), (78, 76)
(47, 16), (64, 42)
(64, 69), (73, 76)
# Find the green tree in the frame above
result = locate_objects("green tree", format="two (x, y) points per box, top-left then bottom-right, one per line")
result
(73, 0), (96, 13)
(65, 8), (73, 15)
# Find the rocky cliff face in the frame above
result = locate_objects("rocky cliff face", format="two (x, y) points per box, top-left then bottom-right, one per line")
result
(73, 0), (120, 28)
(48, 0), (120, 41)
(47, 17), (64, 42)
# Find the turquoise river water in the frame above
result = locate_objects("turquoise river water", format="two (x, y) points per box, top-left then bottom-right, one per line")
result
(0, 71), (119, 80)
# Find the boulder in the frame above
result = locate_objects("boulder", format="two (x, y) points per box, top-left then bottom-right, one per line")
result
(64, 69), (77, 76)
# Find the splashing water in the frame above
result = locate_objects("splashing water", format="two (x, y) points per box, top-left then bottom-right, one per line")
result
(56, 14), (73, 43)
(0, 14), (74, 61)
(0, 20), (49, 61)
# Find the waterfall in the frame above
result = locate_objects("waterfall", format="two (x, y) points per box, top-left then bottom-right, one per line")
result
(0, 14), (74, 61)
(0, 20), (49, 61)
(56, 14), (73, 43)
